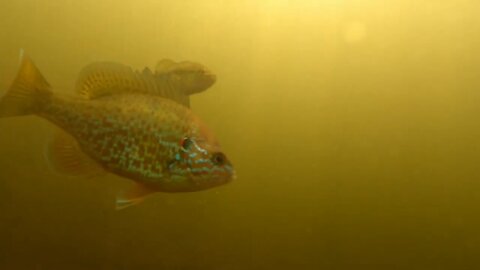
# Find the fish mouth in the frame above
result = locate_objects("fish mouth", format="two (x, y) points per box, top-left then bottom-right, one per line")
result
(202, 69), (217, 82)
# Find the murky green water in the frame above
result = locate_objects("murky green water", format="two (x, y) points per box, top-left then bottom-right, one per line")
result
(1, 1), (480, 269)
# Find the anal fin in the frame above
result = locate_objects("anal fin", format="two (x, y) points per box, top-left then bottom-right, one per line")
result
(45, 130), (106, 177)
(116, 183), (156, 210)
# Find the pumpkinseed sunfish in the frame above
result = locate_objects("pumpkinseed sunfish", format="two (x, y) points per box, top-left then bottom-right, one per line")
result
(0, 56), (235, 209)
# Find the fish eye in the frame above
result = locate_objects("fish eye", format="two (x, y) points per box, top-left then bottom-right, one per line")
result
(181, 137), (194, 151)
(211, 152), (226, 166)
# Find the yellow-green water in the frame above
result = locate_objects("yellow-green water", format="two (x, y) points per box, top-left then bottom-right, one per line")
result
(1, 1), (480, 269)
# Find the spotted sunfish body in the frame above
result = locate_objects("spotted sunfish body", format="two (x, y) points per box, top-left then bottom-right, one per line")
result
(0, 56), (234, 209)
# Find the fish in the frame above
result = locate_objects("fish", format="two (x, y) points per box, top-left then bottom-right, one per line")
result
(0, 55), (235, 209)
(76, 58), (217, 107)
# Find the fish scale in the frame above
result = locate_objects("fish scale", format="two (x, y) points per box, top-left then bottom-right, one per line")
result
(50, 95), (182, 176)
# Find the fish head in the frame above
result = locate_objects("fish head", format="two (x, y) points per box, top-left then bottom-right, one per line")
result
(169, 119), (235, 191)
(183, 137), (235, 188)
(166, 61), (217, 95)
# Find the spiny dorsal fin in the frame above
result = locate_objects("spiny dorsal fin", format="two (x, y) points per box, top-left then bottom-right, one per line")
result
(75, 62), (191, 107)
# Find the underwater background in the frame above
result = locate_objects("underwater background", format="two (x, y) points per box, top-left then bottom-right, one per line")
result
(1, 1), (480, 269)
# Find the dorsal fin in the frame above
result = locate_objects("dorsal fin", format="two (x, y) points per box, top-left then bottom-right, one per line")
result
(75, 62), (191, 107)
(154, 59), (217, 96)
(155, 59), (176, 74)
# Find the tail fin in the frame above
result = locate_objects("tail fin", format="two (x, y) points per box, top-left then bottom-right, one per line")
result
(0, 55), (52, 117)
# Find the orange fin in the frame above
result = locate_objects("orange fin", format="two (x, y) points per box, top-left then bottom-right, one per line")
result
(116, 183), (156, 210)
(0, 55), (52, 117)
(45, 130), (106, 177)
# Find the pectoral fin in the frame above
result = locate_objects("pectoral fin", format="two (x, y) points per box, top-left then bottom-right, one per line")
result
(116, 183), (156, 210)
(45, 130), (106, 177)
